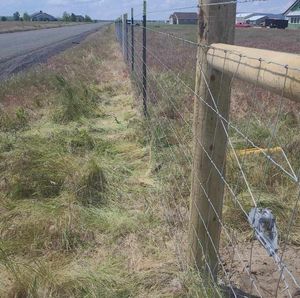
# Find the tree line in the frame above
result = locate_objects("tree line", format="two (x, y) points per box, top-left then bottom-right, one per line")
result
(62, 12), (92, 22)
(1, 11), (93, 22)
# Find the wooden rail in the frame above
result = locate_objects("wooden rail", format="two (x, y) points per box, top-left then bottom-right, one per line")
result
(207, 44), (300, 103)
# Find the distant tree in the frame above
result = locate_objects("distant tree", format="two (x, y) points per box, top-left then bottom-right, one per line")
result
(84, 15), (92, 22)
(23, 12), (31, 21)
(70, 13), (76, 22)
(62, 11), (70, 22)
(1, 16), (7, 21)
(13, 11), (20, 21)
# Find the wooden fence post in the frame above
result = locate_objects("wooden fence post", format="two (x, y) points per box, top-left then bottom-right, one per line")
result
(142, 0), (148, 117)
(188, 0), (237, 280)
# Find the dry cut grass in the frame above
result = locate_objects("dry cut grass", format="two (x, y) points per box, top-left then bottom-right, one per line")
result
(0, 25), (211, 297)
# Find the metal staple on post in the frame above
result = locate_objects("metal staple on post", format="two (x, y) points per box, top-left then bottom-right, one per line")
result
(142, 0), (148, 117)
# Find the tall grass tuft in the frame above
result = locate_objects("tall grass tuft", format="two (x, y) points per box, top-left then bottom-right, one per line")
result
(68, 160), (107, 206)
(0, 135), (73, 199)
(0, 107), (29, 132)
(52, 75), (100, 123)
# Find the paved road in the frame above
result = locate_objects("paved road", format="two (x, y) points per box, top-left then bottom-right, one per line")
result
(0, 23), (109, 80)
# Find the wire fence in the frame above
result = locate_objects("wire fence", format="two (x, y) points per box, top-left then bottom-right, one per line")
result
(115, 2), (300, 297)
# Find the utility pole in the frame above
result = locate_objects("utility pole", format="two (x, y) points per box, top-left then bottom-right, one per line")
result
(188, 0), (237, 280)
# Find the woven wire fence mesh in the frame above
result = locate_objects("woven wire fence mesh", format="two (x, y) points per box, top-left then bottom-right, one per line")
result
(115, 14), (300, 298)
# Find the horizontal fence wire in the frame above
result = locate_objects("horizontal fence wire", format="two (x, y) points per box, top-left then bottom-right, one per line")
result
(115, 11), (300, 297)
(134, 0), (269, 17)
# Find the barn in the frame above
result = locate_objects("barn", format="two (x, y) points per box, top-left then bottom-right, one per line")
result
(236, 13), (255, 24)
(242, 13), (284, 26)
(31, 11), (57, 22)
(284, 0), (300, 29)
(75, 15), (85, 22)
(169, 12), (198, 25)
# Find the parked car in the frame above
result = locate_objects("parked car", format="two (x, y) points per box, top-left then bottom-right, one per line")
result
(235, 22), (252, 28)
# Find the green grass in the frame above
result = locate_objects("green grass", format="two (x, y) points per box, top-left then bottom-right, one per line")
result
(52, 75), (101, 123)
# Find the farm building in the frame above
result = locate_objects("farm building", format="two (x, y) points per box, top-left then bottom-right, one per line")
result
(169, 12), (198, 25)
(31, 11), (57, 21)
(75, 15), (84, 22)
(244, 13), (284, 26)
(236, 13), (255, 23)
(284, 0), (300, 29)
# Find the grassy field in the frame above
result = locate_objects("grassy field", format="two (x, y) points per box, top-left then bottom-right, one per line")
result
(0, 21), (83, 34)
(149, 24), (300, 53)
(0, 25), (216, 297)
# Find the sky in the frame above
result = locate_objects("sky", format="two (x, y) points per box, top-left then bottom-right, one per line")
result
(0, 0), (296, 20)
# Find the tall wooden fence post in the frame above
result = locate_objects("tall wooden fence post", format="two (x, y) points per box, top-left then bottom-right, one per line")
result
(188, 0), (236, 280)
(142, 0), (148, 117)
(131, 8), (135, 73)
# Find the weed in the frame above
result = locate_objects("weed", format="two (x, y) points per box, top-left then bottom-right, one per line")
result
(68, 160), (107, 206)
(180, 269), (220, 297)
(0, 252), (134, 298)
(68, 129), (95, 154)
(0, 134), (15, 153)
(0, 135), (73, 199)
(83, 207), (141, 239)
(0, 107), (29, 132)
(0, 195), (91, 255)
(52, 76), (99, 123)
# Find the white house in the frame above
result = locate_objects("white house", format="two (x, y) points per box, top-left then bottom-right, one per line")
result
(284, 0), (300, 29)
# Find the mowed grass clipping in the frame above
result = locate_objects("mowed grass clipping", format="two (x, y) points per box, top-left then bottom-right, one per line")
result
(0, 26), (210, 297)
